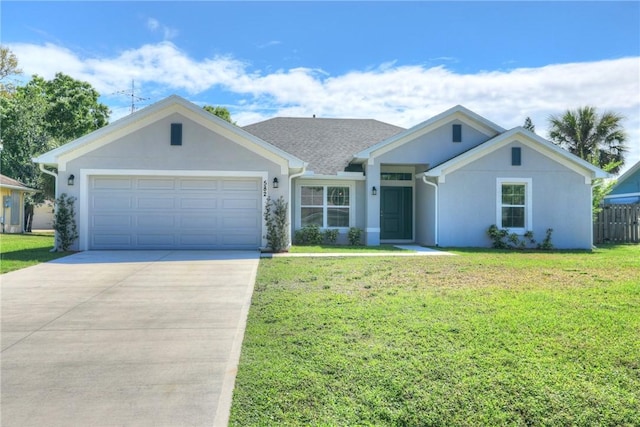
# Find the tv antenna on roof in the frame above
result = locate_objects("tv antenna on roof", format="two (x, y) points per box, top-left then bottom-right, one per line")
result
(113, 80), (150, 114)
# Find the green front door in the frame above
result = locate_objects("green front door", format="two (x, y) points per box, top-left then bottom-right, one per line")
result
(380, 186), (412, 240)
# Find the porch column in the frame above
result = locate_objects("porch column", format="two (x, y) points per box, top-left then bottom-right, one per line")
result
(365, 161), (381, 245)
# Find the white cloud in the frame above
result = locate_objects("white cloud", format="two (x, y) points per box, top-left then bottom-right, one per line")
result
(146, 18), (160, 31)
(145, 17), (178, 40)
(8, 41), (640, 174)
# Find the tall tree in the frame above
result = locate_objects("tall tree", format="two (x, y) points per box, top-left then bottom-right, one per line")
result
(548, 106), (627, 174)
(203, 105), (235, 124)
(0, 46), (22, 95)
(1, 73), (110, 204)
(523, 117), (535, 133)
(41, 73), (110, 142)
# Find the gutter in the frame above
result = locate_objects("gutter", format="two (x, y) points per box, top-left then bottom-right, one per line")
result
(38, 164), (59, 252)
(422, 175), (439, 246)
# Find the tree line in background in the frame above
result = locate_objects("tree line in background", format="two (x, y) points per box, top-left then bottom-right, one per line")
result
(0, 45), (629, 225)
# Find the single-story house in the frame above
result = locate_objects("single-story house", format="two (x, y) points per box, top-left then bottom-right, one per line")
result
(604, 160), (640, 204)
(1, 174), (37, 234)
(34, 95), (607, 251)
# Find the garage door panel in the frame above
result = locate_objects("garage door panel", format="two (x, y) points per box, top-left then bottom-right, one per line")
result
(223, 180), (259, 191)
(138, 215), (176, 228)
(93, 215), (132, 227)
(137, 234), (176, 246)
(222, 198), (259, 210)
(137, 197), (175, 209)
(93, 177), (132, 190)
(180, 179), (218, 190)
(180, 198), (217, 209)
(179, 216), (217, 229)
(89, 176), (262, 250)
(222, 215), (259, 228)
(137, 178), (176, 190)
(93, 196), (132, 210)
(179, 234), (218, 246)
(92, 234), (132, 247)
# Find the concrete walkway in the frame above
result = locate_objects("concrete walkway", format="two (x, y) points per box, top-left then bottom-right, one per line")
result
(261, 245), (455, 258)
(1, 250), (259, 427)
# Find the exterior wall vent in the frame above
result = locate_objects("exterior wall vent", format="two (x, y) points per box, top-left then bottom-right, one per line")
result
(452, 124), (462, 142)
(171, 123), (183, 146)
(512, 147), (522, 166)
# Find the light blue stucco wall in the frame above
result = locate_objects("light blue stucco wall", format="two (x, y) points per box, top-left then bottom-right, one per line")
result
(436, 142), (594, 249)
(60, 112), (286, 250)
(376, 120), (493, 169)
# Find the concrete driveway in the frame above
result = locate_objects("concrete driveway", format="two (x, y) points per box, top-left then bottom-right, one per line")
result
(1, 250), (259, 427)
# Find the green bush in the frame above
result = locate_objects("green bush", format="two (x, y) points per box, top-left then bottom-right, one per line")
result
(264, 196), (289, 252)
(52, 193), (78, 251)
(294, 224), (323, 245)
(323, 228), (339, 245)
(347, 227), (363, 246)
(487, 225), (553, 250)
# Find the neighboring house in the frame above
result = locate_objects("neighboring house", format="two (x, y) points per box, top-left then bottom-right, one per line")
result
(604, 161), (640, 204)
(0, 174), (37, 234)
(33, 95), (607, 251)
(32, 199), (55, 230)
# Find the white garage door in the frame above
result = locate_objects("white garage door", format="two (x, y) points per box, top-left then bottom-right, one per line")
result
(88, 176), (262, 250)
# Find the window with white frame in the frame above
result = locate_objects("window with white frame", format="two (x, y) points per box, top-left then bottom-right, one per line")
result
(497, 178), (532, 233)
(300, 185), (350, 228)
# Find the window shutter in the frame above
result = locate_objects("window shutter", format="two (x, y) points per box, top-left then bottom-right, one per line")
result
(512, 147), (522, 166)
(171, 123), (183, 146)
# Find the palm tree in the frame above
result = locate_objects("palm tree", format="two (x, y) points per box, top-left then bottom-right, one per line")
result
(548, 106), (627, 174)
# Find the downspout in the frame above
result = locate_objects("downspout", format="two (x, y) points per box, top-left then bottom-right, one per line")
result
(39, 163), (59, 252)
(288, 165), (307, 247)
(422, 175), (439, 247)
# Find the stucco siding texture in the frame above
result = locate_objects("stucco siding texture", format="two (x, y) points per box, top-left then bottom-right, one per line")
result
(66, 114), (281, 174)
(437, 144), (593, 249)
(377, 121), (492, 168)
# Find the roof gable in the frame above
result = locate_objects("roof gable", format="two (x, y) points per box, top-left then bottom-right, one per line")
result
(354, 105), (505, 162)
(609, 160), (640, 195)
(422, 127), (608, 183)
(244, 117), (404, 175)
(34, 95), (306, 172)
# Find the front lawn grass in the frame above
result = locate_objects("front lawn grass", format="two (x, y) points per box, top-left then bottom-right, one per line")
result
(230, 245), (640, 426)
(0, 233), (70, 274)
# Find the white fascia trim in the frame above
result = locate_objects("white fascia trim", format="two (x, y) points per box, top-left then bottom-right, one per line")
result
(496, 177), (533, 234)
(78, 168), (269, 251)
(353, 106), (505, 161)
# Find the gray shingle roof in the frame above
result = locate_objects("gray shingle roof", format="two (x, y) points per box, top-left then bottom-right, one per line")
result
(243, 118), (405, 175)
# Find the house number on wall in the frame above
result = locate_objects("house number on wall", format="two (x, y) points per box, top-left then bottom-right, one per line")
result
(263, 180), (268, 197)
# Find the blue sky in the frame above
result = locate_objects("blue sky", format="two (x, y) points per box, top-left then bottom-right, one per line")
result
(3, 1), (640, 173)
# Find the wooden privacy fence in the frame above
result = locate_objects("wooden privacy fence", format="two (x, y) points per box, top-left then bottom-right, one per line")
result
(593, 204), (640, 244)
